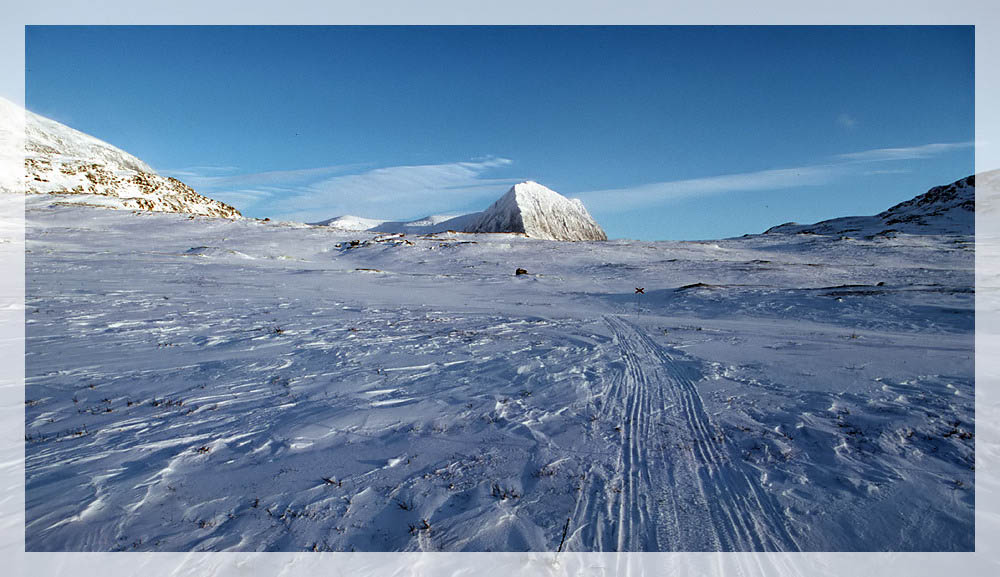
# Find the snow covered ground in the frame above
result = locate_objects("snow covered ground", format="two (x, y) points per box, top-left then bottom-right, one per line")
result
(23, 192), (974, 553)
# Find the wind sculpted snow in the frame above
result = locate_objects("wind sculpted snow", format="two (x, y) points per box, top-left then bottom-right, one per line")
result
(22, 176), (974, 552)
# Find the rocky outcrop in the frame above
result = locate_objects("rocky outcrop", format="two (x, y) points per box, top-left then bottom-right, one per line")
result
(4, 98), (240, 218)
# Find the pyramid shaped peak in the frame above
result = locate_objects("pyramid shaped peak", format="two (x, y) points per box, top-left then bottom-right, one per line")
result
(508, 180), (559, 196)
(468, 180), (607, 241)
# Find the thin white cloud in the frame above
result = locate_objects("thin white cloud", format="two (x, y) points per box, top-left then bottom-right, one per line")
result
(167, 158), (519, 221)
(303, 158), (512, 203)
(164, 164), (243, 177)
(261, 157), (519, 222)
(575, 140), (972, 214)
(173, 163), (370, 191)
(206, 190), (275, 207)
(837, 141), (973, 162)
(174, 140), (971, 221)
(837, 113), (858, 128)
(576, 164), (841, 213)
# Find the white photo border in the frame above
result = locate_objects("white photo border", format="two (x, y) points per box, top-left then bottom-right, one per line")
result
(2, 2), (997, 575)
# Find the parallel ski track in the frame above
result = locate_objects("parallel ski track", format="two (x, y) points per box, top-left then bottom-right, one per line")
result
(566, 315), (798, 552)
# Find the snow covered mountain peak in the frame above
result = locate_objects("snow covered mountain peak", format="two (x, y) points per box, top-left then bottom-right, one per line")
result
(466, 180), (608, 241)
(509, 180), (565, 199)
(316, 179), (608, 241)
(1, 98), (240, 219)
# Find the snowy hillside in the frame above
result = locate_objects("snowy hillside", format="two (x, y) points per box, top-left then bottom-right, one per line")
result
(317, 181), (607, 241)
(877, 174), (975, 232)
(765, 175), (974, 237)
(0, 98), (241, 218)
(23, 171), (975, 554)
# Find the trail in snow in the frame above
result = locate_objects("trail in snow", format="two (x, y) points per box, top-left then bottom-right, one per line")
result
(567, 315), (798, 551)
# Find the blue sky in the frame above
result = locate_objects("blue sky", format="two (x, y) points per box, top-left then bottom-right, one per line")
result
(26, 26), (973, 240)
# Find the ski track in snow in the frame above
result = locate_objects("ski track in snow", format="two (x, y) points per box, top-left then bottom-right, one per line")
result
(566, 315), (796, 551)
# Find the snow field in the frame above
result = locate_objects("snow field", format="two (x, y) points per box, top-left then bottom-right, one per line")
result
(24, 196), (973, 551)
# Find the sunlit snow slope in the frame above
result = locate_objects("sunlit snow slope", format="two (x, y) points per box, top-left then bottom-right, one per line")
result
(1, 98), (240, 218)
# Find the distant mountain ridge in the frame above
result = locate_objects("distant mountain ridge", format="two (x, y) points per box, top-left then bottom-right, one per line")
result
(1, 98), (240, 219)
(5, 97), (976, 240)
(316, 181), (608, 241)
(764, 175), (974, 237)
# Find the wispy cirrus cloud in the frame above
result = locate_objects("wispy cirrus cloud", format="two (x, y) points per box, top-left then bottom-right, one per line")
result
(276, 157), (519, 223)
(837, 113), (858, 128)
(837, 141), (974, 162)
(576, 165), (841, 213)
(304, 158), (514, 204)
(165, 163), (370, 192)
(180, 156), (520, 223)
(574, 141), (972, 213)
(164, 165), (243, 177)
(169, 140), (972, 222)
